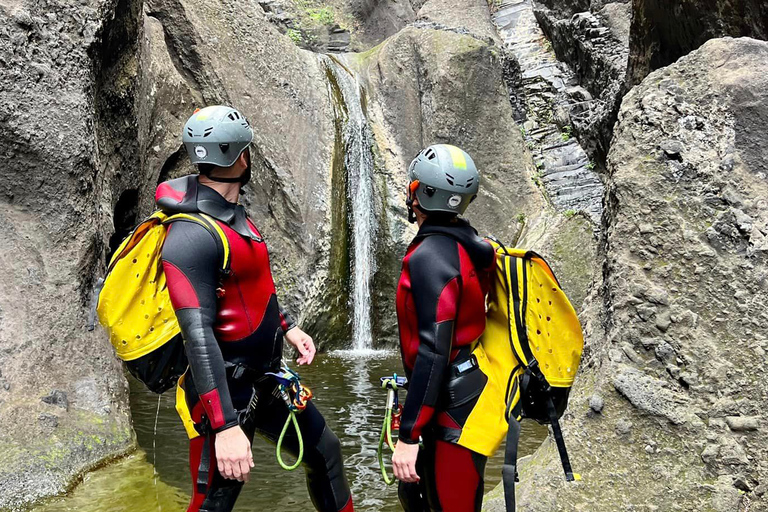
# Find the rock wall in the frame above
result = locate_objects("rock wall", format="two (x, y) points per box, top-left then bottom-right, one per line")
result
(628, 0), (768, 87)
(0, 1), (135, 508)
(486, 37), (768, 512)
(532, 0), (630, 160)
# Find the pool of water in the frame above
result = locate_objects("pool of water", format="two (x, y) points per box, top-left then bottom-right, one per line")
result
(35, 351), (546, 511)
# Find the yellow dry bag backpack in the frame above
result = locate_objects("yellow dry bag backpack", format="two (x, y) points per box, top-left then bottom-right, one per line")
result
(89, 211), (230, 393)
(456, 239), (584, 511)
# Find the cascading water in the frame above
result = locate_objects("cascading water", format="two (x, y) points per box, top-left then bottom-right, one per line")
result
(322, 55), (378, 351)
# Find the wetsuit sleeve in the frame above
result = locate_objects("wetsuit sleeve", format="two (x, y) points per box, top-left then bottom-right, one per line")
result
(161, 221), (238, 433)
(278, 304), (296, 332)
(399, 236), (461, 444)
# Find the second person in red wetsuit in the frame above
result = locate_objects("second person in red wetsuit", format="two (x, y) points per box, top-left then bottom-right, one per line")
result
(392, 145), (495, 512)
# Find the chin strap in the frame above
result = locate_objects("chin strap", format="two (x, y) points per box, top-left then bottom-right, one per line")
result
(205, 175), (244, 184)
(406, 203), (417, 224)
(204, 149), (253, 186)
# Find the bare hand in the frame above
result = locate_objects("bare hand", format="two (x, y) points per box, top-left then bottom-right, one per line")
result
(215, 426), (254, 482)
(392, 441), (420, 483)
(284, 327), (316, 365)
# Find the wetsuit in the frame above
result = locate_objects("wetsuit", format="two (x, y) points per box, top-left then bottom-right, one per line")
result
(157, 175), (353, 512)
(396, 216), (495, 512)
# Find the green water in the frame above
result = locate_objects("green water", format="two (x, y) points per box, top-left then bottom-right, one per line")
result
(35, 352), (546, 511)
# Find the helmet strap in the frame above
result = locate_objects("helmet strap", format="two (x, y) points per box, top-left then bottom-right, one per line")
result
(406, 180), (421, 224)
(205, 149), (252, 186)
(407, 204), (417, 224)
(206, 175), (243, 183)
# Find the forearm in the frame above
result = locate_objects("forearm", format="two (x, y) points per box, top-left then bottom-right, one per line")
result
(176, 308), (238, 431)
(278, 304), (296, 332)
(398, 321), (454, 443)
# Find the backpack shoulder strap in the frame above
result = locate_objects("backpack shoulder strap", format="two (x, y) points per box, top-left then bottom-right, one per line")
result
(164, 212), (231, 272)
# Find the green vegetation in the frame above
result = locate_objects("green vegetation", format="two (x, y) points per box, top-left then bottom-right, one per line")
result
(516, 213), (526, 224)
(560, 125), (572, 142)
(306, 6), (335, 25)
(286, 28), (303, 45)
(531, 168), (543, 187)
(586, 160), (595, 170)
(564, 209), (577, 218)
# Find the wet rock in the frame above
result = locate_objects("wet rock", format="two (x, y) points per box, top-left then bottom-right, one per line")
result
(41, 390), (69, 410)
(726, 416), (759, 432)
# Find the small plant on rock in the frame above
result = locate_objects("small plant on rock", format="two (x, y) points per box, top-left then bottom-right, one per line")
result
(560, 125), (572, 142)
(564, 209), (577, 218)
(307, 6), (335, 25)
(287, 28), (303, 45)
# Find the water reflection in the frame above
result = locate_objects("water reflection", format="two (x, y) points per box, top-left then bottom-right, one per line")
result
(33, 352), (547, 512)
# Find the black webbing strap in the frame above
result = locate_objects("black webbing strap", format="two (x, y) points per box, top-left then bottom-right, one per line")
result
(197, 433), (212, 494)
(546, 394), (574, 481)
(502, 414), (522, 511)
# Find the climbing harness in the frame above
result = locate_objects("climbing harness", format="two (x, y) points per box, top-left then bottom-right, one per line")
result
(265, 365), (314, 471)
(378, 374), (407, 485)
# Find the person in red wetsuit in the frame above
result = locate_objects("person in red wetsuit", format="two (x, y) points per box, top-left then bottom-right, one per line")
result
(161, 105), (353, 512)
(392, 145), (495, 512)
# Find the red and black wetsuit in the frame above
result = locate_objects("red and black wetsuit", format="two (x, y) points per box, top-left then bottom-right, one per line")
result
(158, 175), (353, 512)
(396, 216), (495, 512)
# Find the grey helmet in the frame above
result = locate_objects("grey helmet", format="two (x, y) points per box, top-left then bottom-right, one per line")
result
(408, 144), (479, 216)
(182, 105), (253, 167)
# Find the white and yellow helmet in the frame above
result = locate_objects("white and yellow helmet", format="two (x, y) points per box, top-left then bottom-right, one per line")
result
(408, 144), (479, 215)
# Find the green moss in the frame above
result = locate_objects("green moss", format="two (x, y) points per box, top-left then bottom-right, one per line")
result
(354, 40), (386, 66)
(313, 64), (352, 342)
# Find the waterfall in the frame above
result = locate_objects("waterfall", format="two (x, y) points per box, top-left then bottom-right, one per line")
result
(323, 55), (377, 351)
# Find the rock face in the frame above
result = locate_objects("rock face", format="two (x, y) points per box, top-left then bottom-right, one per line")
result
(0, 1), (135, 508)
(492, 0), (604, 226)
(532, 0), (631, 160)
(628, 0), (768, 86)
(485, 37), (768, 512)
